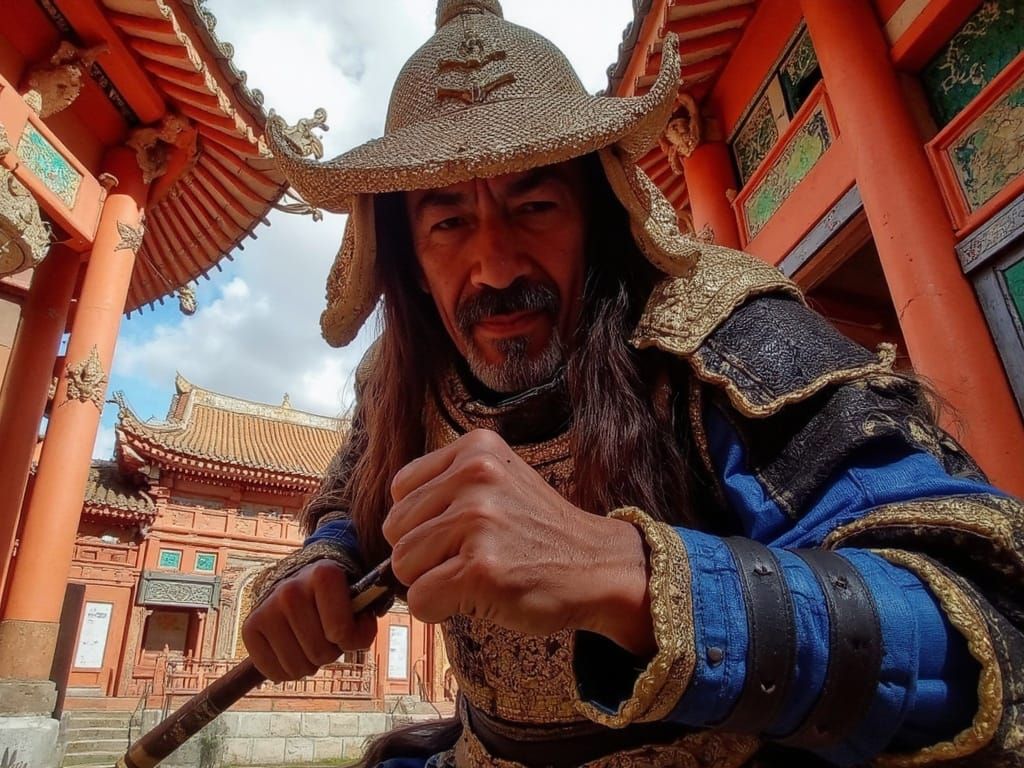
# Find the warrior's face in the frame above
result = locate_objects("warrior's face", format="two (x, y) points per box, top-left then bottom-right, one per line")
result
(406, 160), (587, 393)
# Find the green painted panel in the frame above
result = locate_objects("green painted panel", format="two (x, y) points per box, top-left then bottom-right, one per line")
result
(158, 549), (182, 570)
(922, 0), (1024, 126)
(949, 74), (1024, 209)
(195, 552), (216, 573)
(16, 124), (82, 208)
(743, 106), (832, 238)
(1004, 256), (1024, 323)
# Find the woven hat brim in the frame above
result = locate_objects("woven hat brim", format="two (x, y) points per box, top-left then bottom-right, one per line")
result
(270, 35), (682, 215)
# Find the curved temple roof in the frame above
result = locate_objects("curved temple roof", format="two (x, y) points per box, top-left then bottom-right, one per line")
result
(114, 374), (346, 492)
(91, 0), (292, 313)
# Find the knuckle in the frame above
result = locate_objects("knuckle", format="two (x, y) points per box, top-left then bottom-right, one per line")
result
(462, 453), (503, 484)
(307, 559), (345, 589)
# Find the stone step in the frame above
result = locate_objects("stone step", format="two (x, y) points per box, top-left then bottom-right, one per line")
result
(60, 751), (125, 767)
(62, 725), (130, 740)
(64, 738), (129, 756)
(61, 714), (133, 730)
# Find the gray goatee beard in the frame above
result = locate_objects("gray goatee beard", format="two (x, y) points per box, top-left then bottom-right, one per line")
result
(464, 333), (565, 394)
(455, 278), (564, 394)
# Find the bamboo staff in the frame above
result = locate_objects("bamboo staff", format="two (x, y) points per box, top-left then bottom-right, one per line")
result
(117, 559), (394, 768)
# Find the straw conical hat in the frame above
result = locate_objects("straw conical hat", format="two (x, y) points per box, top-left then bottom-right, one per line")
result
(269, 0), (698, 347)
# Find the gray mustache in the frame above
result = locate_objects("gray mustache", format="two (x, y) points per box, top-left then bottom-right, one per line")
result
(456, 279), (559, 335)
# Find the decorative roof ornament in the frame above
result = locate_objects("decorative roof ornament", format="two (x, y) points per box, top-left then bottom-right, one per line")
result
(177, 283), (197, 316)
(127, 113), (198, 184)
(64, 345), (108, 410)
(0, 167), (52, 277)
(23, 41), (108, 118)
(659, 93), (702, 174)
(269, 108), (329, 161)
(281, 393), (292, 410)
(175, 372), (194, 395)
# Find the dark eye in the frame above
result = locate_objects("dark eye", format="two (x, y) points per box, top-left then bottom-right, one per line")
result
(432, 216), (466, 232)
(517, 200), (556, 215)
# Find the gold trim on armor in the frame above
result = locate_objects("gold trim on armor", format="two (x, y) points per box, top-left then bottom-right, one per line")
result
(631, 248), (801, 360)
(574, 506), (696, 727)
(824, 495), (1022, 573)
(691, 344), (898, 419)
(870, 549), (1003, 766)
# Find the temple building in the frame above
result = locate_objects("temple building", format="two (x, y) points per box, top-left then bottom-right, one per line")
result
(610, 0), (1024, 497)
(60, 376), (449, 766)
(0, 1), (328, 764)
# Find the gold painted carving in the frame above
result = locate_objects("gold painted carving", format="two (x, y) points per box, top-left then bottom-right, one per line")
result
(65, 345), (108, 409)
(0, 167), (51, 277)
(659, 93), (702, 174)
(115, 220), (145, 254)
(697, 224), (715, 244)
(23, 42), (108, 118)
(271, 108), (329, 161)
(177, 283), (197, 316)
(127, 114), (198, 184)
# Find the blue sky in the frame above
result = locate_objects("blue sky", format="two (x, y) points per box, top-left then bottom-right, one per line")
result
(94, 0), (635, 459)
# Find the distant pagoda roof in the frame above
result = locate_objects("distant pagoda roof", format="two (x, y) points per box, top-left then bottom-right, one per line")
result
(83, 461), (157, 524)
(114, 374), (346, 491)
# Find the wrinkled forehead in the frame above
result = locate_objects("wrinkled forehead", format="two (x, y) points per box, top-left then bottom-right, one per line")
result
(404, 158), (589, 211)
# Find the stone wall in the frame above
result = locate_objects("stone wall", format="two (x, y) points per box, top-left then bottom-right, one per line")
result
(145, 709), (417, 767)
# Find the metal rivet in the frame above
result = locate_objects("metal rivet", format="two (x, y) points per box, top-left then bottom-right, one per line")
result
(706, 647), (724, 665)
(754, 561), (772, 576)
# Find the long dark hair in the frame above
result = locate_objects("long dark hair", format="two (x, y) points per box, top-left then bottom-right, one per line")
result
(304, 155), (694, 764)
(303, 153), (692, 556)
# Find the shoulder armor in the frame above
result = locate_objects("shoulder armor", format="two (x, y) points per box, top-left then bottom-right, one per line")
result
(632, 248), (895, 417)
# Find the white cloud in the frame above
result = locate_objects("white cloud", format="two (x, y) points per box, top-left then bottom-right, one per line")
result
(93, 423), (116, 461)
(113, 1), (634, 418)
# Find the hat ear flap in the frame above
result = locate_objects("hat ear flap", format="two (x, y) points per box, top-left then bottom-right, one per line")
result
(320, 194), (380, 347)
(615, 34), (682, 161)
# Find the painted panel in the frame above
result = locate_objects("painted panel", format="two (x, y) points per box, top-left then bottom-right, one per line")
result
(779, 28), (820, 115)
(947, 72), (1024, 210)
(158, 549), (182, 570)
(15, 123), (82, 209)
(922, 0), (1024, 126)
(742, 101), (835, 239)
(733, 96), (779, 184)
(195, 552), (216, 573)
(1004, 256), (1024, 322)
(388, 624), (409, 679)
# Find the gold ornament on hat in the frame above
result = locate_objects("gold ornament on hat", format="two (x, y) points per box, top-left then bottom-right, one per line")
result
(268, 0), (694, 347)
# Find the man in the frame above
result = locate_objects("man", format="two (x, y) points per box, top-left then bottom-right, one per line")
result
(245, 1), (1024, 766)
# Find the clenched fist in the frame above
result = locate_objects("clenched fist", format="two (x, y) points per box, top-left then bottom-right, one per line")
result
(384, 429), (655, 655)
(242, 560), (377, 682)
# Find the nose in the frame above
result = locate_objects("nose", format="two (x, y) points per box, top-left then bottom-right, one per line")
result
(468, 198), (529, 291)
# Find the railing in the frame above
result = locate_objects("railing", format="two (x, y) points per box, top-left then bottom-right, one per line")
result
(159, 654), (373, 699)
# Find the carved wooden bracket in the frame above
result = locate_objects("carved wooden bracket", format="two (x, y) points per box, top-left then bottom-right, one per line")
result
(23, 41), (108, 118)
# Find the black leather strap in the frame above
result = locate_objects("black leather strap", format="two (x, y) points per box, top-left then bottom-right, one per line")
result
(719, 538), (796, 734)
(781, 549), (882, 750)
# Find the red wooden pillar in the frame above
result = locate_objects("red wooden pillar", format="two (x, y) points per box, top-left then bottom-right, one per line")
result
(0, 148), (147, 680)
(801, 0), (1024, 495)
(682, 140), (742, 249)
(0, 246), (81, 601)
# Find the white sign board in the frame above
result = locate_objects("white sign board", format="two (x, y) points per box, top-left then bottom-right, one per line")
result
(388, 625), (409, 679)
(74, 602), (113, 669)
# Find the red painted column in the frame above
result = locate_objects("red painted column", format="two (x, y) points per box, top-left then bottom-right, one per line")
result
(801, 0), (1024, 495)
(0, 148), (147, 679)
(0, 246), (81, 601)
(682, 140), (742, 249)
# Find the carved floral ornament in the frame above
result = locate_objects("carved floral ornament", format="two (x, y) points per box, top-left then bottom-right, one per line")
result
(0, 165), (52, 277)
(115, 219), (145, 254)
(23, 41), (108, 119)
(177, 283), (197, 316)
(64, 345), (108, 410)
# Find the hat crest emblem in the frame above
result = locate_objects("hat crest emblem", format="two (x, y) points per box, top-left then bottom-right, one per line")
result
(436, 24), (515, 104)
